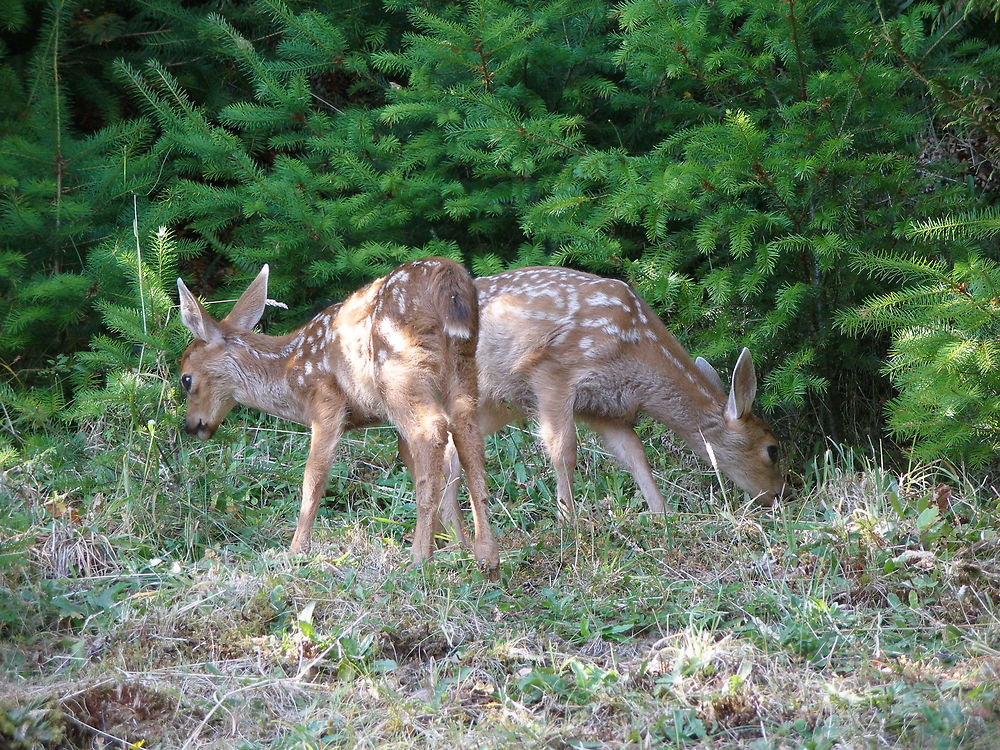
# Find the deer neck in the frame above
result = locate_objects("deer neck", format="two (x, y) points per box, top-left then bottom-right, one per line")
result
(223, 296), (381, 426)
(224, 329), (314, 425)
(640, 338), (731, 462)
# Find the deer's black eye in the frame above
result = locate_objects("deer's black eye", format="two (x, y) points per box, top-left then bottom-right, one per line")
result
(767, 445), (779, 463)
(181, 374), (192, 393)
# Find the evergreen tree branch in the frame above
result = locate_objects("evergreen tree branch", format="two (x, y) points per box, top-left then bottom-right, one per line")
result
(786, 0), (808, 101)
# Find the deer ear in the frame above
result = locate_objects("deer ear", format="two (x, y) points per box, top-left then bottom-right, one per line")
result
(177, 277), (224, 346)
(694, 356), (724, 394)
(223, 264), (269, 331)
(725, 347), (757, 421)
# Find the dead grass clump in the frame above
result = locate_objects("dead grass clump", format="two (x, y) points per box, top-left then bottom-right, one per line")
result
(34, 521), (118, 579)
(1, 680), (196, 749)
(62, 681), (185, 744)
(639, 628), (854, 740)
(952, 539), (1000, 589)
(380, 626), (453, 664)
(707, 690), (759, 729)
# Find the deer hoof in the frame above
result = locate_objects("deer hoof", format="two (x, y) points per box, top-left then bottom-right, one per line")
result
(410, 544), (433, 565)
(474, 540), (500, 581)
(287, 537), (311, 555)
(477, 558), (500, 582)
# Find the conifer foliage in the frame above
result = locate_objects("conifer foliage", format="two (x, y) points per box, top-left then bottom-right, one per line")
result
(1, 0), (998, 462)
(841, 210), (1000, 465)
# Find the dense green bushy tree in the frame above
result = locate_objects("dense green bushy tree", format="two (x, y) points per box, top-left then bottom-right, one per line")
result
(840, 210), (1000, 465)
(2, 0), (997, 459)
(113, 0), (617, 318)
(0, 0), (270, 372)
(833, 5), (1000, 464)
(516, 0), (991, 443)
(114, 0), (990, 445)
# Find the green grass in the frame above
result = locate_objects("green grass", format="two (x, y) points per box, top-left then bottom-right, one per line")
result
(2, 413), (999, 749)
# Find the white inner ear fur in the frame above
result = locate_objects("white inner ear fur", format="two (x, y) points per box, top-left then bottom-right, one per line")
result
(694, 356), (724, 394)
(725, 347), (757, 422)
(177, 277), (224, 346)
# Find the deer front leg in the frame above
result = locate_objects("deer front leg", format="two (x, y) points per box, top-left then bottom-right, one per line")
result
(437, 443), (470, 547)
(289, 400), (346, 554)
(586, 418), (666, 514)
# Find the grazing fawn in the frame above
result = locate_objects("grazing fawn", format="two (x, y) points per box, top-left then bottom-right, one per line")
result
(439, 266), (786, 526)
(176, 258), (499, 574)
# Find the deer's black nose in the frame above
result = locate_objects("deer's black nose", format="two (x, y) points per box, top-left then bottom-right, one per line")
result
(183, 419), (215, 440)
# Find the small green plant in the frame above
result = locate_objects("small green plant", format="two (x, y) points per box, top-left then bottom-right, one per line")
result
(0, 700), (65, 750)
(517, 658), (619, 705)
(647, 708), (708, 746)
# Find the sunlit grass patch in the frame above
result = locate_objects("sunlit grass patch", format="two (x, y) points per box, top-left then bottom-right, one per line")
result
(2, 420), (999, 748)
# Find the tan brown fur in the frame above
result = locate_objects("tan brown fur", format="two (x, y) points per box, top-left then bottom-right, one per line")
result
(440, 266), (786, 525)
(176, 258), (499, 574)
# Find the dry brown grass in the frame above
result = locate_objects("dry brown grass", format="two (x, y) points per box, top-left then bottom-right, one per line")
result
(3, 431), (999, 748)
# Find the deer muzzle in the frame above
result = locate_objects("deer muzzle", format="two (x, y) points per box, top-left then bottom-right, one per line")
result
(756, 482), (793, 507)
(184, 418), (217, 440)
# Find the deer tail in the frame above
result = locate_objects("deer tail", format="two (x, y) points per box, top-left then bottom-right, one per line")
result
(432, 260), (478, 340)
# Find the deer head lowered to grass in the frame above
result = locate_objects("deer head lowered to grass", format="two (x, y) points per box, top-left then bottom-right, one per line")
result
(437, 266), (788, 529)
(175, 258), (499, 576)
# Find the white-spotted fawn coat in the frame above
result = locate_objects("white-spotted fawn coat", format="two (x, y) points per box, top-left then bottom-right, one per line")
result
(176, 258), (499, 575)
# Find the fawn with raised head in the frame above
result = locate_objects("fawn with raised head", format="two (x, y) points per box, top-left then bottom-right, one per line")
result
(438, 266), (786, 527)
(176, 258), (499, 574)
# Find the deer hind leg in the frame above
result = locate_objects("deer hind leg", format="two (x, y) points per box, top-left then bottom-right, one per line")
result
(394, 405), (450, 565)
(445, 394), (501, 578)
(439, 400), (517, 545)
(399, 434), (461, 548)
(585, 418), (666, 514)
(532, 376), (578, 522)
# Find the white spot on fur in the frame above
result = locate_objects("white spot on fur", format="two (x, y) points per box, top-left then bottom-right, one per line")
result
(566, 286), (579, 316)
(659, 345), (682, 370)
(377, 316), (411, 352)
(534, 287), (563, 302)
(587, 292), (618, 307)
(522, 309), (560, 321)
